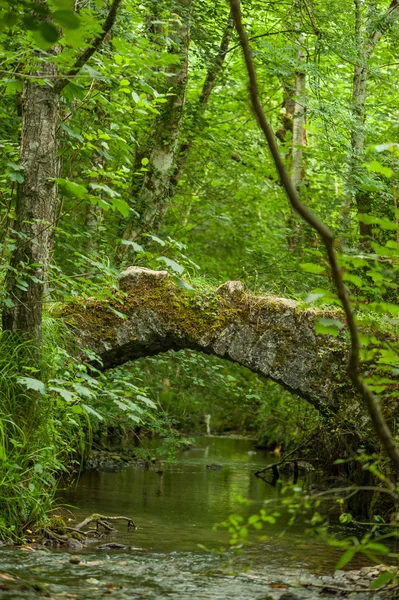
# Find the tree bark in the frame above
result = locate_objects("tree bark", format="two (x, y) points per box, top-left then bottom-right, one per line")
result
(346, 0), (399, 246)
(119, 0), (193, 251)
(287, 34), (307, 251)
(291, 40), (306, 193)
(2, 58), (59, 346)
(2, 0), (122, 350)
(170, 9), (234, 187)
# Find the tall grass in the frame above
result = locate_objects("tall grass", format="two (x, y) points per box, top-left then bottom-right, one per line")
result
(0, 321), (86, 540)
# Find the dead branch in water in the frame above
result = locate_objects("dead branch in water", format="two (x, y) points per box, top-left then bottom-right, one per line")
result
(75, 514), (137, 532)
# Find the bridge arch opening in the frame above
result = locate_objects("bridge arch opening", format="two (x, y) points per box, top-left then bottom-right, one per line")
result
(99, 348), (322, 451)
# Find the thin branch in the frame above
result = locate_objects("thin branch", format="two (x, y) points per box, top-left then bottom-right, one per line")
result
(75, 514), (136, 531)
(225, 29), (298, 55)
(254, 428), (320, 476)
(310, 485), (399, 501)
(55, 0), (122, 93)
(303, 582), (378, 593)
(229, 0), (399, 475)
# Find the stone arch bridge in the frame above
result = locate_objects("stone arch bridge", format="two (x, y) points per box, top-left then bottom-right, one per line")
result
(62, 267), (359, 420)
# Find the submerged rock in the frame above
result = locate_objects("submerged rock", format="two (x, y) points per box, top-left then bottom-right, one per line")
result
(66, 538), (84, 550)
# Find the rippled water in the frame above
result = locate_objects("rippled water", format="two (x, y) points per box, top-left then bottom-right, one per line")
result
(0, 437), (377, 599)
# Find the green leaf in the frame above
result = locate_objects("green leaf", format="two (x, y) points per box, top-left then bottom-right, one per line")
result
(146, 234), (165, 246)
(174, 276), (194, 291)
(141, 157), (149, 166)
(343, 273), (363, 287)
(17, 377), (46, 395)
(305, 292), (324, 303)
(56, 178), (88, 199)
(38, 22), (59, 43)
(73, 383), (94, 399)
(60, 122), (84, 143)
(370, 572), (395, 589)
(112, 198), (130, 218)
(365, 542), (390, 555)
(136, 394), (157, 408)
(120, 240), (144, 252)
(49, 386), (75, 402)
(81, 403), (103, 421)
(89, 183), (120, 198)
(248, 514), (260, 525)
(300, 263), (325, 274)
(3, 12), (18, 27)
(53, 10), (80, 29)
(315, 318), (345, 337)
(156, 256), (184, 274)
(335, 548), (356, 570)
(365, 160), (393, 178)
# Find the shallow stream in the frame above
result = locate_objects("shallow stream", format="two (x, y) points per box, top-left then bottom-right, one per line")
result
(0, 437), (379, 599)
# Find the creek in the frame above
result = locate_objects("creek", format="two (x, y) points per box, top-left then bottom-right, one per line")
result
(0, 437), (379, 599)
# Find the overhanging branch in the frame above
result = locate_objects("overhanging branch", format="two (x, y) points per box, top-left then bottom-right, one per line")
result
(229, 0), (399, 475)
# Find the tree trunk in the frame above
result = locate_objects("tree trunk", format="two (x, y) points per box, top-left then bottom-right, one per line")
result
(287, 32), (307, 251)
(84, 203), (104, 255)
(345, 0), (399, 247)
(2, 0), (122, 349)
(291, 40), (306, 192)
(346, 0), (370, 244)
(170, 9), (234, 187)
(119, 0), (193, 251)
(2, 58), (59, 347)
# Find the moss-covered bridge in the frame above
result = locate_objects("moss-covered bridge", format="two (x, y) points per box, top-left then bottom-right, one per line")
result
(63, 267), (358, 418)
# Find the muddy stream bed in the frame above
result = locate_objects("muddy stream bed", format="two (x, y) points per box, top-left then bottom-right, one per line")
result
(0, 437), (387, 599)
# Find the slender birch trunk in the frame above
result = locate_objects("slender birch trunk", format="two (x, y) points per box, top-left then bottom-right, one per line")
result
(346, 0), (399, 246)
(171, 9), (234, 187)
(287, 32), (307, 251)
(291, 39), (306, 192)
(120, 0), (193, 250)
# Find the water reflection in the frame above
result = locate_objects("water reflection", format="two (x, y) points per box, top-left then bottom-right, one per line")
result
(62, 437), (278, 553)
(0, 437), (379, 599)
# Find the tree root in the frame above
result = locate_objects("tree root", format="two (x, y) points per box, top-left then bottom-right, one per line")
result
(31, 513), (137, 547)
(75, 514), (137, 532)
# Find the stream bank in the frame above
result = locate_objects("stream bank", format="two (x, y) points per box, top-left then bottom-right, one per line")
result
(0, 437), (393, 599)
